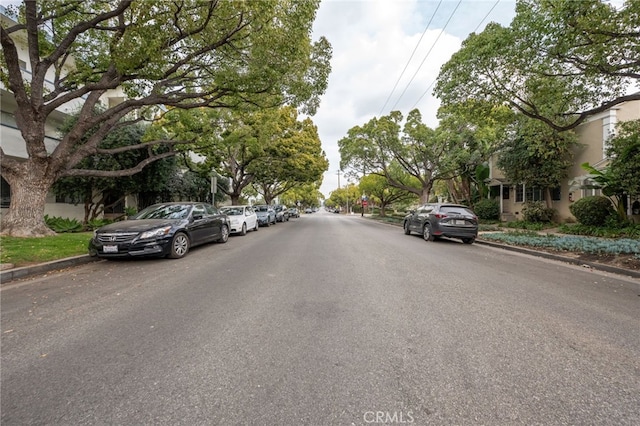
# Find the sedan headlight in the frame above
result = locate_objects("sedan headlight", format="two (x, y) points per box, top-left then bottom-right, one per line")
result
(139, 226), (172, 240)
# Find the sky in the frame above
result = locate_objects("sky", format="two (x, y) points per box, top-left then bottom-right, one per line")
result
(310, 0), (518, 198)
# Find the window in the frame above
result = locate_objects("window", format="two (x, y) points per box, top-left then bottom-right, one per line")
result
(525, 186), (543, 202)
(583, 188), (602, 197)
(18, 59), (26, 70)
(1, 177), (10, 207)
(516, 185), (524, 203)
(551, 187), (561, 201)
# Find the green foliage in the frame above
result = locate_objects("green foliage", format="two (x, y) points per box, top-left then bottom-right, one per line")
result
(558, 223), (640, 239)
(474, 199), (500, 221)
(606, 119), (640, 198)
(502, 221), (546, 231)
(497, 115), (577, 203)
(569, 196), (615, 226)
(481, 232), (640, 256)
(435, 0), (639, 132)
(1, 0), (331, 236)
(522, 201), (555, 223)
(44, 215), (84, 233)
(85, 218), (113, 230)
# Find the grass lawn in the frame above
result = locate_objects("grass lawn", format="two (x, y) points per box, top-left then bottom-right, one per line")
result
(0, 233), (92, 267)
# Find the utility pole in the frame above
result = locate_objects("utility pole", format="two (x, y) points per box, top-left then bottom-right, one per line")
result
(336, 169), (342, 189)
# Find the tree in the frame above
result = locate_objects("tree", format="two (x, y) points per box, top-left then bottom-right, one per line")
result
(358, 171), (418, 217)
(281, 183), (324, 209)
(339, 110), (459, 203)
(607, 120), (640, 201)
(52, 111), (180, 221)
(251, 107), (328, 204)
(580, 119), (640, 221)
(497, 114), (577, 208)
(435, 0), (639, 132)
(327, 184), (360, 213)
(435, 101), (512, 205)
(0, 0), (331, 236)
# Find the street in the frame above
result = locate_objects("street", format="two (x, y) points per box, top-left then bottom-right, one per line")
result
(2, 210), (639, 425)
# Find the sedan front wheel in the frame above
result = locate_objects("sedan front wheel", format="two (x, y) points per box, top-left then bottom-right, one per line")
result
(217, 225), (229, 243)
(168, 232), (190, 258)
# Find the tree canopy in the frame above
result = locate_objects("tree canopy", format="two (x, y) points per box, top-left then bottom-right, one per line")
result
(434, 0), (639, 132)
(0, 0), (331, 236)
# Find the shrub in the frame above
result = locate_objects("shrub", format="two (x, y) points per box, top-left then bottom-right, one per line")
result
(44, 215), (84, 233)
(86, 218), (112, 230)
(569, 196), (615, 226)
(522, 201), (555, 223)
(474, 198), (500, 221)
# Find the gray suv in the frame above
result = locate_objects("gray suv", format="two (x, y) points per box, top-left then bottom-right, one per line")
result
(403, 203), (478, 244)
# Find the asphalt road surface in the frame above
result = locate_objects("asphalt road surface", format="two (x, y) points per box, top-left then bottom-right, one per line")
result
(2, 210), (639, 425)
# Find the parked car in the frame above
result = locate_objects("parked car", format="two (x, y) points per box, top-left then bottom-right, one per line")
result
(403, 203), (478, 244)
(287, 207), (300, 218)
(274, 204), (289, 222)
(220, 205), (259, 236)
(254, 205), (276, 227)
(88, 202), (230, 259)
(304, 208), (313, 214)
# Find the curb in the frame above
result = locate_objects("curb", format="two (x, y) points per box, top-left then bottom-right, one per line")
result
(0, 255), (102, 285)
(362, 216), (640, 280)
(474, 239), (640, 280)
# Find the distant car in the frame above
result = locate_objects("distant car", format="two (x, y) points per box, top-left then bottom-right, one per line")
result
(220, 205), (258, 236)
(274, 204), (289, 222)
(254, 205), (276, 227)
(287, 207), (300, 218)
(304, 208), (313, 214)
(403, 203), (478, 244)
(88, 202), (230, 259)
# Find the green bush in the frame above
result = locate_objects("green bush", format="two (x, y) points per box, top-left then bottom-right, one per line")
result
(522, 201), (555, 223)
(44, 215), (84, 233)
(503, 221), (546, 231)
(474, 199), (500, 220)
(569, 196), (614, 226)
(558, 222), (640, 238)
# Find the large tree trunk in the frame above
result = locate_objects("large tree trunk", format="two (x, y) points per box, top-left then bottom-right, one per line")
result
(1, 167), (56, 237)
(420, 185), (432, 204)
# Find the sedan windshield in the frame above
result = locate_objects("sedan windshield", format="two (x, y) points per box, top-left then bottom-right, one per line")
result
(221, 208), (243, 216)
(136, 204), (191, 220)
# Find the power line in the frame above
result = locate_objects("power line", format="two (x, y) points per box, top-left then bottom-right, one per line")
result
(410, 0), (502, 110)
(388, 0), (463, 113)
(377, 0), (444, 117)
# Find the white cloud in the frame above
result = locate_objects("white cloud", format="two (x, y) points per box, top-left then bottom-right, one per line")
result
(312, 0), (517, 197)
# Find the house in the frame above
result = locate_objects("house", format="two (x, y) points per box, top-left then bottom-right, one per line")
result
(487, 98), (640, 223)
(0, 5), (129, 221)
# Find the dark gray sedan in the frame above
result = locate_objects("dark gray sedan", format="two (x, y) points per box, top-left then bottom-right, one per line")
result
(403, 203), (478, 244)
(88, 202), (229, 259)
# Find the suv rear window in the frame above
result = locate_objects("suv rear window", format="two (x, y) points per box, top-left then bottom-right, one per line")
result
(440, 206), (474, 215)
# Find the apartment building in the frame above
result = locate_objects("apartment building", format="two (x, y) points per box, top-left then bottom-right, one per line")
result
(487, 98), (640, 223)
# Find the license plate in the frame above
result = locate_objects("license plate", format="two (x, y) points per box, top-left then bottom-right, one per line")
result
(454, 220), (466, 225)
(103, 245), (118, 253)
